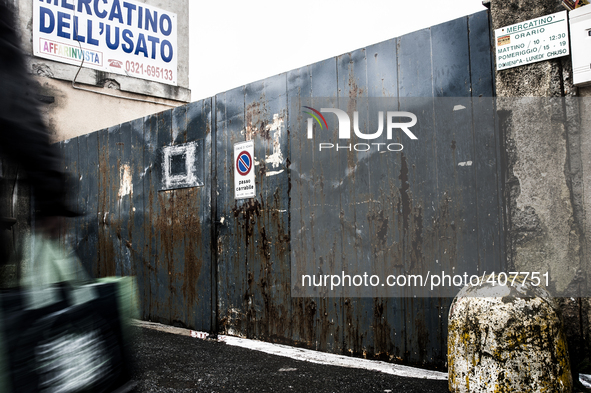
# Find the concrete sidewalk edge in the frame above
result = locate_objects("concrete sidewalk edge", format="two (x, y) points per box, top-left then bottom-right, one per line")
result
(132, 319), (448, 381)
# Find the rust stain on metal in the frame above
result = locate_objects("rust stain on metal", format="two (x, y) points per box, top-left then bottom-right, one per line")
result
(347, 61), (364, 99)
(346, 63), (363, 173)
(415, 315), (429, 361)
(231, 198), (262, 250)
(368, 210), (389, 248)
(245, 99), (272, 141)
(97, 136), (117, 278)
(410, 206), (424, 272)
(398, 153), (411, 232)
(179, 188), (203, 308)
(373, 299), (396, 361)
(344, 300), (360, 357)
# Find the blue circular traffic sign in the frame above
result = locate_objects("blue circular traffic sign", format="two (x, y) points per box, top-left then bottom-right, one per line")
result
(236, 151), (252, 176)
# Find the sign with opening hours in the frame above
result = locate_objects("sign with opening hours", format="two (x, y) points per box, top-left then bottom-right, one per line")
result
(495, 11), (569, 71)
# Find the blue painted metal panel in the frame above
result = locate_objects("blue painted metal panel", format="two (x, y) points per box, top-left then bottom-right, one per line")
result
(57, 10), (499, 368)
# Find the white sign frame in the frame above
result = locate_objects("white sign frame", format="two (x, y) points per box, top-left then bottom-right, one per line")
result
(33, 0), (178, 86)
(495, 11), (569, 71)
(234, 140), (256, 199)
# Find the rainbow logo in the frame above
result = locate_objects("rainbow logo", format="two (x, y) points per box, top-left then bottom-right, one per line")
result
(303, 106), (328, 130)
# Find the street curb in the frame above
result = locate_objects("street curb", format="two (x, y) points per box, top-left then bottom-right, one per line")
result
(132, 319), (448, 381)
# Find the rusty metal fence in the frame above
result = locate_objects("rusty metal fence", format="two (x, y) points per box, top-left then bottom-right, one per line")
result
(57, 10), (502, 368)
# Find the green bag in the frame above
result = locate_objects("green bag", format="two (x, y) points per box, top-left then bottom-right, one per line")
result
(0, 233), (139, 392)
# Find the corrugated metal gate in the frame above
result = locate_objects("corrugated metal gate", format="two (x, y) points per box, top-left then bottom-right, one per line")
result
(58, 10), (502, 368)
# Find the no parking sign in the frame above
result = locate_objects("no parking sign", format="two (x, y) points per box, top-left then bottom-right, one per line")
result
(234, 140), (256, 199)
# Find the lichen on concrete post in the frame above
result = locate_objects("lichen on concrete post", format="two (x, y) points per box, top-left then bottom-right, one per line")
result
(448, 275), (572, 392)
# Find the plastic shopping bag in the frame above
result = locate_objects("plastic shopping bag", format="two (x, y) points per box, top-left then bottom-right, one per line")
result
(0, 233), (138, 392)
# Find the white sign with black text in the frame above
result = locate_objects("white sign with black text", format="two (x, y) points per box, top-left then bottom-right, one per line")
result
(234, 141), (255, 199)
(495, 11), (569, 71)
(33, 0), (178, 85)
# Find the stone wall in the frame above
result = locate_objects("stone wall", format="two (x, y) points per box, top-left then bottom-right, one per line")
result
(490, 0), (591, 383)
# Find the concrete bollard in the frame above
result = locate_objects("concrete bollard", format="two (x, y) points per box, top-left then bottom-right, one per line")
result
(448, 275), (572, 392)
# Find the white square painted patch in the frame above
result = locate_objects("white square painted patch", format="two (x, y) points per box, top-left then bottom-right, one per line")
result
(160, 141), (204, 191)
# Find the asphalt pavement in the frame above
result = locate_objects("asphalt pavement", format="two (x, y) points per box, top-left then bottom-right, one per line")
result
(130, 325), (449, 393)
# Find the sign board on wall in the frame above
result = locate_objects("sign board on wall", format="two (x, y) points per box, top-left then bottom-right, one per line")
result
(33, 0), (178, 86)
(234, 141), (255, 199)
(495, 11), (569, 71)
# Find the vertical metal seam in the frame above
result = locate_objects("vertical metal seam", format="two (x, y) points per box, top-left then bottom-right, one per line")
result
(211, 96), (218, 336)
(76, 137), (82, 270)
(395, 35), (407, 360)
(142, 117), (150, 319)
(466, 15), (481, 276)
(97, 134), (102, 278)
(428, 25), (441, 365)
(335, 55), (347, 355)
(362, 47), (371, 359)
(488, 8), (509, 272)
(285, 72), (292, 344)
(429, 26), (439, 202)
